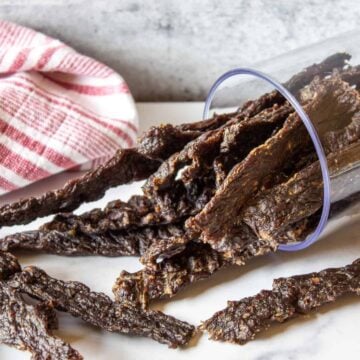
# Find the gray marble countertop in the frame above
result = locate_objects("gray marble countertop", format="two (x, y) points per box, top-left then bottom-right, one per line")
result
(1, 0), (360, 100)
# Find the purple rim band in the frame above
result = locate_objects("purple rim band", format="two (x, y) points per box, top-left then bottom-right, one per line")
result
(203, 68), (331, 252)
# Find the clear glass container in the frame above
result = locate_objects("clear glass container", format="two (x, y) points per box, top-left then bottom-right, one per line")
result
(203, 30), (360, 251)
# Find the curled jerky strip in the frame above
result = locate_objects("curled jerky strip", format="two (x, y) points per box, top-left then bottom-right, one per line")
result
(113, 237), (277, 309)
(243, 140), (360, 240)
(0, 252), (82, 359)
(10, 266), (195, 348)
(40, 195), (164, 237)
(0, 222), (186, 257)
(0, 149), (160, 228)
(113, 242), (227, 309)
(0, 285), (82, 360)
(201, 258), (360, 345)
(143, 103), (292, 222)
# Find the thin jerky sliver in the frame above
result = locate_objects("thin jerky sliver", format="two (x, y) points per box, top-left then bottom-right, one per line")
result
(201, 258), (360, 345)
(0, 251), (82, 359)
(113, 238), (276, 308)
(0, 149), (160, 227)
(11, 266), (195, 348)
(0, 284), (83, 360)
(1, 223), (185, 257)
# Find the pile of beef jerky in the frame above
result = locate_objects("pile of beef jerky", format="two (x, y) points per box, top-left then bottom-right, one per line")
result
(1, 53), (360, 357)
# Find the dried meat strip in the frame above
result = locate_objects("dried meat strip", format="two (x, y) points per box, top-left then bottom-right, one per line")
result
(0, 222), (185, 257)
(201, 258), (360, 345)
(10, 266), (195, 348)
(0, 252), (82, 359)
(186, 112), (307, 246)
(0, 149), (160, 228)
(188, 76), (360, 251)
(0, 285), (83, 359)
(113, 242), (227, 308)
(113, 236), (277, 309)
(41, 195), (161, 235)
(143, 103), (292, 222)
(0, 251), (21, 280)
(137, 113), (236, 161)
(243, 140), (360, 241)
(284, 52), (350, 96)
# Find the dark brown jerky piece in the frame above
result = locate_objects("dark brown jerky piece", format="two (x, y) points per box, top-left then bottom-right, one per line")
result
(201, 258), (360, 345)
(243, 139), (360, 241)
(0, 285), (83, 359)
(113, 242), (227, 309)
(0, 149), (160, 228)
(41, 195), (161, 235)
(139, 229), (189, 267)
(113, 237), (277, 309)
(187, 113), (307, 247)
(323, 110), (360, 153)
(138, 112), (237, 161)
(188, 76), (360, 251)
(0, 251), (21, 280)
(0, 222), (185, 257)
(143, 103), (292, 222)
(284, 52), (350, 96)
(0, 251), (82, 359)
(237, 52), (349, 119)
(10, 266), (194, 348)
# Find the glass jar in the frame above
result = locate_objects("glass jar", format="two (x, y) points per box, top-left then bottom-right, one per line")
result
(203, 30), (360, 251)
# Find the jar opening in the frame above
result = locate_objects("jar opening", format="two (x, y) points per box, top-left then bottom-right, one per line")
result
(203, 68), (331, 251)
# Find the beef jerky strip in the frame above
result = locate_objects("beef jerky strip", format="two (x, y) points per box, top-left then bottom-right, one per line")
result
(0, 285), (83, 359)
(0, 252), (82, 359)
(0, 251), (21, 280)
(237, 74), (360, 244)
(142, 110), (296, 265)
(0, 149), (160, 228)
(201, 258), (360, 345)
(0, 222), (185, 257)
(10, 267), (194, 348)
(230, 52), (349, 121)
(284, 52), (350, 96)
(113, 235), (277, 309)
(188, 75), (359, 250)
(113, 242), (228, 309)
(138, 113), (238, 161)
(41, 195), (161, 235)
(144, 103), (293, 222)
(138, 86), (287, 161)
(243, 135), (360, 242)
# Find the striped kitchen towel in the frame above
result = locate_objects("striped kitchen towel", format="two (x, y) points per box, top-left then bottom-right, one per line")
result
(0, 20), (138, 195)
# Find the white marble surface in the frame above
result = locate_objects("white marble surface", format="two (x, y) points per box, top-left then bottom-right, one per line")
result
(0, 103), (360, 359)
(1, 0), (360, 100)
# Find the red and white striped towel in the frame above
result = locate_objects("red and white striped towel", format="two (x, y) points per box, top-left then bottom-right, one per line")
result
(0, 20), (138, 195)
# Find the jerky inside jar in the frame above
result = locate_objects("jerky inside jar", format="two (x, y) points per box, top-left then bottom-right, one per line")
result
(190, 57), (360, 254)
